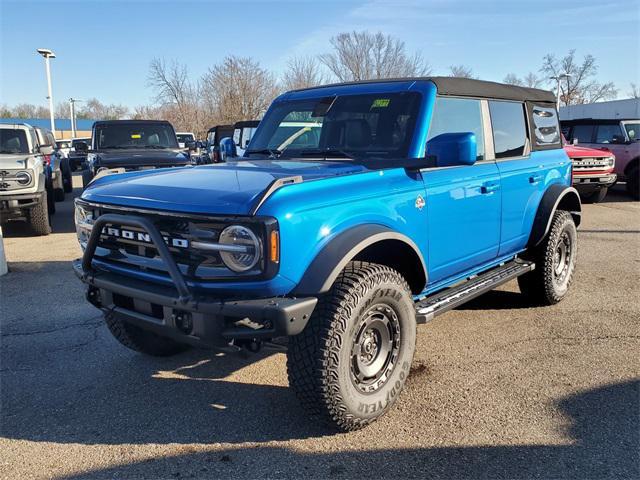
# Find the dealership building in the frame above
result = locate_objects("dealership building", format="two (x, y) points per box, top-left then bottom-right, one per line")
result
(0, 118), (96, 139)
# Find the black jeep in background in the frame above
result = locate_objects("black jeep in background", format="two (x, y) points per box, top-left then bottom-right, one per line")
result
(79, 120), (191, 189)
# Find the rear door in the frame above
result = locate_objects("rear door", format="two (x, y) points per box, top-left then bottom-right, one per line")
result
(492, 101), (562, 256)
(422, 96), (502, 283)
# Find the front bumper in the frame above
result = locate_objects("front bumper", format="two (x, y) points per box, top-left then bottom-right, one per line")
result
(75, 212), (317, 347)
(572, 172), (617, 192)
(0, 191), (45, 215)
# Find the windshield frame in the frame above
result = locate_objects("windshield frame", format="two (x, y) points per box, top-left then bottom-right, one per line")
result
(247, 82), (433, 161)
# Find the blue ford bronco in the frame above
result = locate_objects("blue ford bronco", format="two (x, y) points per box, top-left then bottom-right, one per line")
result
(74, 77), (581, 431)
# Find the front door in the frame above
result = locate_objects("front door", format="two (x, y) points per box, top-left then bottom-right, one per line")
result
(422, 96), (501, 283)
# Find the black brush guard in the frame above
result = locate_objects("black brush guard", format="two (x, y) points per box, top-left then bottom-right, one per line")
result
(74, 213), (317, 346)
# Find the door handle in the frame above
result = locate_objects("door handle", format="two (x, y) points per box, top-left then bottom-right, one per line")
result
(481, 182), (500, 194)
(529, 174), (542, 184)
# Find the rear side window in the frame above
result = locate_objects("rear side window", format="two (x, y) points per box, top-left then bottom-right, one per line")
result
(489, 101), (527, 159)
(570, 125), (595, 144)
(595, 124), (624, 144)
(427, 97), (485, 161)
(531, 105), (560, 145)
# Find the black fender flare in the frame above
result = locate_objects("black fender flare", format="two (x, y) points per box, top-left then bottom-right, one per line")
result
(293, 224), (427, 296)
(528, 184), (581, 247)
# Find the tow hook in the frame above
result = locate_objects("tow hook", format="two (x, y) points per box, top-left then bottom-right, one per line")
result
(236, 339), (262, 353)
(86, 286), (102, 308)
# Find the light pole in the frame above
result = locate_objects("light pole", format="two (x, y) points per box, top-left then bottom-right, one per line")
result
(69, 98), (82, 138)
(550, 73), (571, 111)
(36, 48), (56, 134)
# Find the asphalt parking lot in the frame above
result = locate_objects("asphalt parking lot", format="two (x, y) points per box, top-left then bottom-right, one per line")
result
(1, 175), (638, 480)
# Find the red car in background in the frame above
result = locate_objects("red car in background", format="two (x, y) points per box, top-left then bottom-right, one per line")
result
(563, 135), (616, 203)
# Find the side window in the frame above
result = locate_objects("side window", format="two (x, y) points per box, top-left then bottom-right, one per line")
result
(233, 128), (241, 145)
(489, 101), (527, 159)
(531, 105), (560, 145)
(595, 124), (624, 144)
(427, 97), (485, 161)
(571, 124), (595, 144)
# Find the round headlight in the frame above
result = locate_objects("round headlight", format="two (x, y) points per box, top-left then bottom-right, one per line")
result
(16, 171), (32, 185)
(219, 225), (261, 272)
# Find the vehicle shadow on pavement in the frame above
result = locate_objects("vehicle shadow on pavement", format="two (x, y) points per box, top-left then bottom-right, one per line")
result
(54, 379), (640, 479)
(454, 289), (539, 311)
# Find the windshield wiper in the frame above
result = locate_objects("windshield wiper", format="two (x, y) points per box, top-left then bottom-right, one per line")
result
(297, 148), (356, 160)
(245, 148), (282, 158)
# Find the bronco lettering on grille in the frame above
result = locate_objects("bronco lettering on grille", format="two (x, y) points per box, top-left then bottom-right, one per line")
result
(102, 226), (189, 248)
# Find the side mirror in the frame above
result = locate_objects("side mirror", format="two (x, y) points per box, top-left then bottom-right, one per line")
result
(75, 142), (89, 153)
(612, 135), (626, 144)
(426, 132), (477, 167)
(219, 137), (237, 162)
(39, 145), (54, 155)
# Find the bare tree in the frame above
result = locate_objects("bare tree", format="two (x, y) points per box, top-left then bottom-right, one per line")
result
(448, 65), (476, 78)
(540, 50), (617, 105)
(282, 56), (327, 91)
(629, 83), (640, 99)
(200, 55), (279, 123)
(78, 98), (129, 120)
(147, 58), (200, 130)
(319, 31), (430, 82)
(503, 72), (544, 88)
(11, 103), (37, 118)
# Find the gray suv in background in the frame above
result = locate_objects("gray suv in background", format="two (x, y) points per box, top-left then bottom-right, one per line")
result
(0, 123), (53, 235)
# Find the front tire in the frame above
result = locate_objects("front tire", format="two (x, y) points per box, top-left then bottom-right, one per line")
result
(581, 187), (607, 204)
(81, 169), (94, 190)
(626, 165), (639, 200)
(287, 261), (417, 431)
(518, 210), (577, 305)
(105, 314), (190, 357)
(28, 190), (51, 236)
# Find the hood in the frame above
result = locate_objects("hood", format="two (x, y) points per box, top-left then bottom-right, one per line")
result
(0, 153), (38, 169)
(563, 144), (613, 159)
(94, 149), (190, 168)
(82, 159), (367, 215)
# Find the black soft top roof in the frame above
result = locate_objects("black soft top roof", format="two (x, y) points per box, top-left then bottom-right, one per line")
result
(292, 76), (556, 103)
(234, 120), (260, 128)
(93, 119), (173, 126)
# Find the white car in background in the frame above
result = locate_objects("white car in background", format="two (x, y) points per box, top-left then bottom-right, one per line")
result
(176, 132), (195, 149)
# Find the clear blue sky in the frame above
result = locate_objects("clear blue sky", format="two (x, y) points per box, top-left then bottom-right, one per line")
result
(1, 0), (638, 109)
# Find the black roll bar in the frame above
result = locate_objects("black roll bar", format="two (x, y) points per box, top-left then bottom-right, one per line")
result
(81, 213), (192, 304)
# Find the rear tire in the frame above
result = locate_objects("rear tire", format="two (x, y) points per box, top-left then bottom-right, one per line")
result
(518, 210), (577, 305)
(54, 187), (65, 202)
(105, 314), (190, 357)
(28, 190), (51, 236)
(287, 261), (417, 431)
(626, 165), (639, 200)
(46, 179), (56, 215)
(61, 158), (73, 193)
(581, 187), (607, 204)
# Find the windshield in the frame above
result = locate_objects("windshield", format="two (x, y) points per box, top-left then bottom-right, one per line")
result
(176, 133), (194, 144)
(56, 141), (70, 149)
(248, 92), (422, 159)
(95, 123), (178, 149)
(0, 129), (29, 154)
(72, 139), (90, 148)
(623, 122), (640, 141)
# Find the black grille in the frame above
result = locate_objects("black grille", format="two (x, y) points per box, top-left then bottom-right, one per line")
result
(88, 205), (263, 282)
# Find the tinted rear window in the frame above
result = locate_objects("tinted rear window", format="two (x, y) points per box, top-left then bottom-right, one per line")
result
(0, 129), (30, 154)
